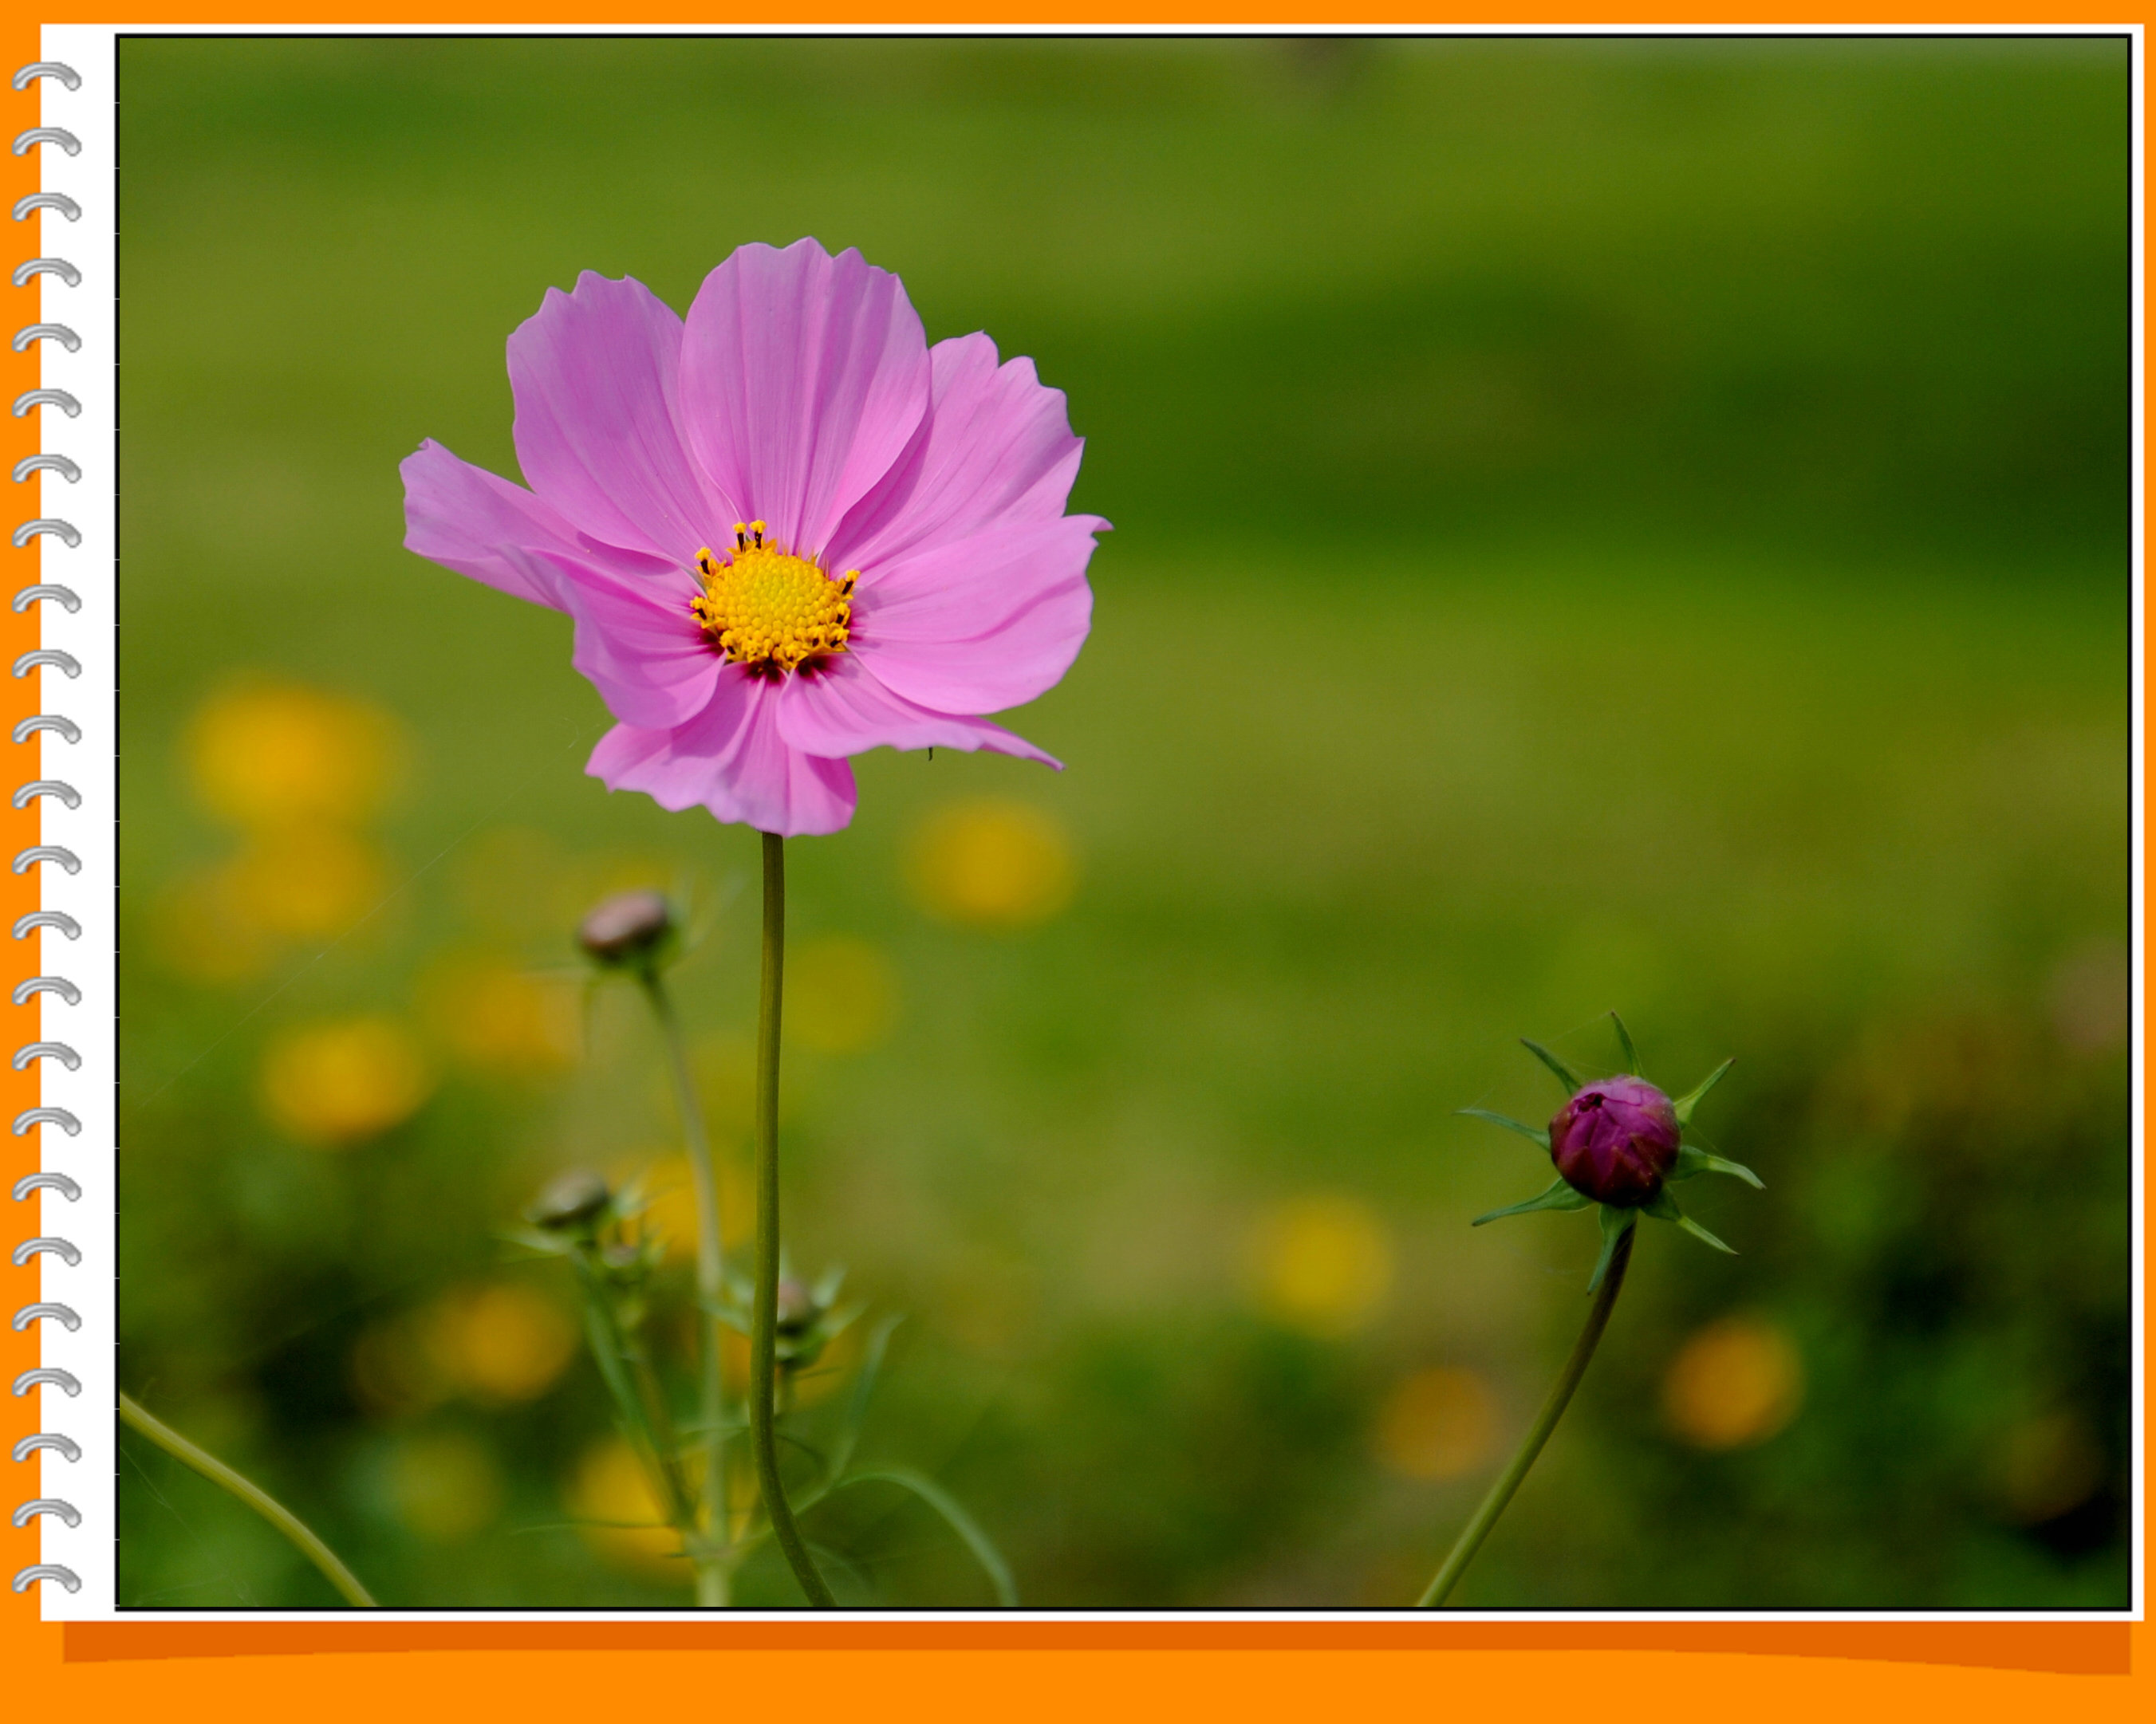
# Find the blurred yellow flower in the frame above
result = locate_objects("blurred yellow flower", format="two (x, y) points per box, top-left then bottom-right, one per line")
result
(2047, 939), (2130, 1054)
(1661, 1316), (1805, 1450)
(906, 798), (1076, 929)
(386, 1430), (503, 1542)
(150, 868), (278, 985)
(349, 1316), (445, 1420)
(187, 679), (407, 830)
(258, 1014), (433, 1147)
(786, 935), (897, 1053)
(628, 1153), (751, 1261)
(1247, 1194), (1394, 1336)
(692, 1034), (763, 1141)
(1375, 1367), (1499, 1481)
(1992, 1410), (2105, 1525)
(420, 954), (581, 1077)
(427, 1282), (578, 1403)
(566, 1437), (684, 1576)
(225, 822), (388, 939)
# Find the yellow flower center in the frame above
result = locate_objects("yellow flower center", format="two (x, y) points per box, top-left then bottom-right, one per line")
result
(689, 522), (855, 679)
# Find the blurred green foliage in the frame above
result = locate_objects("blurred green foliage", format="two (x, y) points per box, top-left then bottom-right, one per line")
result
(116, 37), (2128, 1608)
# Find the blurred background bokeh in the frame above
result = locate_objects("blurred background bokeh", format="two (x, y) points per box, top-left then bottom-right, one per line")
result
(116, 37), (2130, 1608)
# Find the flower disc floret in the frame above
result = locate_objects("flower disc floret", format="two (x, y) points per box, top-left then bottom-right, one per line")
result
(1549, 1073), (1681, 1207)
(691, 523), (855, 679)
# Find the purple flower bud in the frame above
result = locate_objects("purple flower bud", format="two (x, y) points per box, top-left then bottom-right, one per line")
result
(1549, 1074), (1681, 1206)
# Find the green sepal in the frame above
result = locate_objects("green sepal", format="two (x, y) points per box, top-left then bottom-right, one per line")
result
(1671, 1057), (1734, 1125)
(1457, 1108), (1552, 1151)
(1644, 1186), (1736, 1254)
(1520, 1038), (1585, 1096)
(1586, 1204), (1637, 1293)
(1472, 1177), (1591, 1226)
(1670, 1141), (1764, 1188)
(1609, 1012), (1642, 1076)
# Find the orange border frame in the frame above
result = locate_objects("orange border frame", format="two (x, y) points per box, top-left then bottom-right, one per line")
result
(0, 8), (2146, 1714)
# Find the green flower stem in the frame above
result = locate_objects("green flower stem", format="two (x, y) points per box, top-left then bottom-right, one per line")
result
(750, 830), (836, 1607)
(570, 1254), (698, 1538)
(1417, 1219), (1637, 1607)
(118, 1392), (375, 1608)
(640, 969), (734, 1607)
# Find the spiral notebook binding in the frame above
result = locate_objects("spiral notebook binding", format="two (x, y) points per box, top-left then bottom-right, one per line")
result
(10, 55), (84, 1603)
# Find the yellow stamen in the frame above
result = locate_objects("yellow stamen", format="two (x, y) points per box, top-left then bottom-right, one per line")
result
(691, 540), (855, 679)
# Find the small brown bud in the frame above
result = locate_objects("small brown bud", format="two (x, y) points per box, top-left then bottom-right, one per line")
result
(775, 1277), (815, 1335)
(527, 1167), (609, 1231)
(577, 890), (675, 969)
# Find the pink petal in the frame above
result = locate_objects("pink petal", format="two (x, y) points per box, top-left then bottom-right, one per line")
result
(678, 239), (929, 561)
(508, 273), (737, 561)
(400, 439), (585, 609)
(536, 553), (721, 731)
(588, 671), (857, 837)
(826, 333), (1087, 574)
(775, 654), (1062, 766)
(849, 515), (1100, 715)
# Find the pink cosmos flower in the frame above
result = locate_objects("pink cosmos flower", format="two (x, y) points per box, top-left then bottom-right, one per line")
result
(400, 238), (1104, 836)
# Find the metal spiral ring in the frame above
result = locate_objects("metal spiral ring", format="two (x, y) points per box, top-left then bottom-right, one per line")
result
(12, 1433), (80, 1462)
(12, 780), (80, 809)
(15, 50), (89, 1612)
(11, 388), (80, 419)
(12, 718), (81, 749)
(12, 62), (81, 92)
(10, 259), (79, 289)
(11, 194), (79, 223)
(10, 128), (80, 159)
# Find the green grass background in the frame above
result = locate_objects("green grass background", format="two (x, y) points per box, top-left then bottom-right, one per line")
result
(116, 36), (2130, 1608)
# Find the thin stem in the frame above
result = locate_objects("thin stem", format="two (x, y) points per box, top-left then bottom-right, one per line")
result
(118, 1392), (375, 1608)
(640, 970), (733, 1606)
(572, 1254), (698, 1538)
(1417, 1221), (1636, 1607)
(749, 830), (836, 1607)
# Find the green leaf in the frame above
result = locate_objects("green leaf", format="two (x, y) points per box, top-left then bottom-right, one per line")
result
(1472, 1177), (1591, 1226)
(1670, 1142), (1764, 1188)
(1675, 1212), (1737, 1254)
(1520, 1038), (1585, 1095)
(1609, 1012), (1642, 1076)
(1672, 1057), (1735, 1126)
(825, 1313), (904, 1488)
(834, 1468), (1019, 1605)
(1456, 1108), (1551, 1150)
(1644, 1187), (1737, 1254)
(1587, 1205), (1636, 1293)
